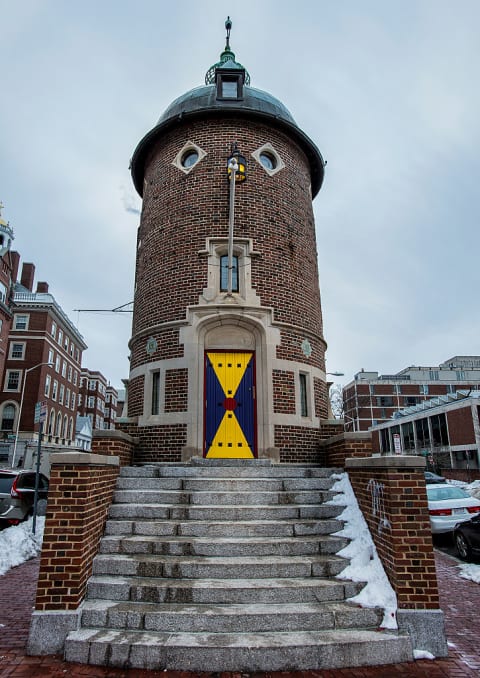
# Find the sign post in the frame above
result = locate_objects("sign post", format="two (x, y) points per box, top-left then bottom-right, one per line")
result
(32, 401), (47, 534)
(393, 433), (402, 455)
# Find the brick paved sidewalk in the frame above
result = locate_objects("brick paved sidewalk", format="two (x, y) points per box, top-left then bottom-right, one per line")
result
(0, 551), (478, 677)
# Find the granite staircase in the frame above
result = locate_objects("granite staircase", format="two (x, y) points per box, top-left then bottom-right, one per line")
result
(64, 460), (413, 671)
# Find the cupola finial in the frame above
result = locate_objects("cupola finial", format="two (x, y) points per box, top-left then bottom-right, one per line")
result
(225, 16), (232, 50)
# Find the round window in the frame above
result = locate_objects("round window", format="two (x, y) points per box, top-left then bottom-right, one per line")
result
(259, 152), (277, 171)
(181, 150), (199, 169)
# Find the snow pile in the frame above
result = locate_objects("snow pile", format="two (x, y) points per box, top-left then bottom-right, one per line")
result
(413, 649), (435, 660)
(458, 562), (480, 584)
(327, 473), (398, 629)
(0, 517), (45, 576)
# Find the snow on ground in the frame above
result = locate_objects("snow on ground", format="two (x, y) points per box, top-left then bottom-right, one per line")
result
(327, 473), (398, 629)
(458, 562), (480, 584)
(0, 517), (44, 576)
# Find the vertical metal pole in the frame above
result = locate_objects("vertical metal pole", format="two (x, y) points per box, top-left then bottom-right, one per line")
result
(32, 420), (43, 534)
(227, 159), (237, 296)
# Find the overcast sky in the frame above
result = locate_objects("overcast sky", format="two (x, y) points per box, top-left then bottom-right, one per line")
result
(1, 1), (479, 389)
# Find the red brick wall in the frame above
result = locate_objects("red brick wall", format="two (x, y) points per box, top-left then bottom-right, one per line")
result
(272, 369), (295, 414)
(164, 368), (188, 412)
(118, 422), (187, 462)
(275, 426), (325, 463)
(321, 433), (373, 468)
(91, 434), (134, 466)
(447, 407), (475, 445)
(346, 460), (439, 610)
(35, 461), (119, 610)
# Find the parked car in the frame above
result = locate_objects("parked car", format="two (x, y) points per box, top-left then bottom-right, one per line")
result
(454, 514), (480, 561)
(426, 483), (480, 534)
(424, 471), (446, 484)
(0, 469), (49, 527)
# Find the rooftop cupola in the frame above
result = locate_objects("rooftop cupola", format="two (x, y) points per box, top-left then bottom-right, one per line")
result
(0, 201), (14, 257)
(204, 17), (251, 86)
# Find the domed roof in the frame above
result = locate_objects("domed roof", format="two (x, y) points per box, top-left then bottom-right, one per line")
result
(130, 19), (325, 197)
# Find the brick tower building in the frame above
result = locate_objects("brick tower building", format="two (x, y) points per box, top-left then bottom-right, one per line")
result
(122, 20), (328, 463)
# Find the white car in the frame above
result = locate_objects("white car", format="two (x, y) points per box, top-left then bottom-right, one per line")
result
(427, 483), (480, 534)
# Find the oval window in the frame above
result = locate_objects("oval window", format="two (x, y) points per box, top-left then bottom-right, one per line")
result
(259, 152), (277, 171)
(181, 150), (199, 169)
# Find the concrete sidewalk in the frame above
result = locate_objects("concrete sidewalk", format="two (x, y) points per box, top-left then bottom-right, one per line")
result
(0, 551), (478, 677)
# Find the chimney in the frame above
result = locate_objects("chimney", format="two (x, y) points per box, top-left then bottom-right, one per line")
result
(20, 263), (35, 291)
(36, 281), (49, 293)
(10, 251), (20, 283)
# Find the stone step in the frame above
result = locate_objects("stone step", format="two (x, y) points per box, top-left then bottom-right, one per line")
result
(92, 553), (348, 579)
(64, 628), (413, 671)
(113, 489), (336, 505)
(104, 517), (344, 537)
(86, 575), (365, 604)
(119, 465), (341, 479)
(108, 503), (344, 522)
(115, 477), (183, 490)
(98, 534), (349, 557)
(80, 600), (382, 634)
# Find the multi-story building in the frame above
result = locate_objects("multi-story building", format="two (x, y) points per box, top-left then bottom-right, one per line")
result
(371, 390), (480, 473)
(77, 369), (109, 430)
(0, 204), (17, 384)
(0, 261), (87, 447)
(343, 356), (480, 431)
(104, 385), (118, 430)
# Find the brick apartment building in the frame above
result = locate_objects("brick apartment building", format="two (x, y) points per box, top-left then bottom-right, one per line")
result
(0, 205), (16, 384)
(77, 369), (118, 430)
(343, 356), (480, 431)
(0, 261), (87, 447)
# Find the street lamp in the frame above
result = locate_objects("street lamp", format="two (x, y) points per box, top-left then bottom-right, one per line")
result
(225, 143), (246, 296)
(11, 361), (53, 469)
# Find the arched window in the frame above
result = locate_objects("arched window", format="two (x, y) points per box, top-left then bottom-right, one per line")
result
(55, 412), (62, 437)
(48, 410), (55, 435)
(68, 417), (74, 441)
(1, 404), (16, 431)
(63, 415), (68, 439)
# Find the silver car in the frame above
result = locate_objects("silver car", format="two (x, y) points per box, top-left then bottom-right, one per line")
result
(427, 483), (480, 534)
(0, 469), (49, 527)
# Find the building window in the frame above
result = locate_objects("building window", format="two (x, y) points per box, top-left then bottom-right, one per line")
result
(51, 322), (56, 337)
(14, 314), (29, 330)
(456, 371), (466, 381)
(88, 396), (95, 408)
(64, 336), (69, 351)
(62, 361), (67, 378)
(67, 365), (72, 382)
(52, 380), (58, 401)
(78, 393), (82, 406)
(5, 370), (21, 392)
(70, 343), (74, 356)
(220, 255), (239, 292)
(401, 421), (415, 451)
(377, 396), (393, 407)
(415, 418), (430, 448)
(405, 396), (419, 407)
(48, 410), (55, 436)
(0, 282), (7, 304)
(1, 404), (16, 431)
(89, 380), (96, 391)
(151, 371), (160, 415)
(48, 349), (54, 364)
(9, 342), (25, 359)
(58, 329), (63, 346)
(66, 388), (70, 408)
(55, 412), (62, 437)
(45, 374), (51, 397)
(55, 356), (60, 372)
(71, 392), (76, 409)
(420, 384), (429, 395)
(59, 384), (65, 405)
(429, 371), (439, 381)
(299, 373), (308, 417)
(431, 413), (449, 447)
